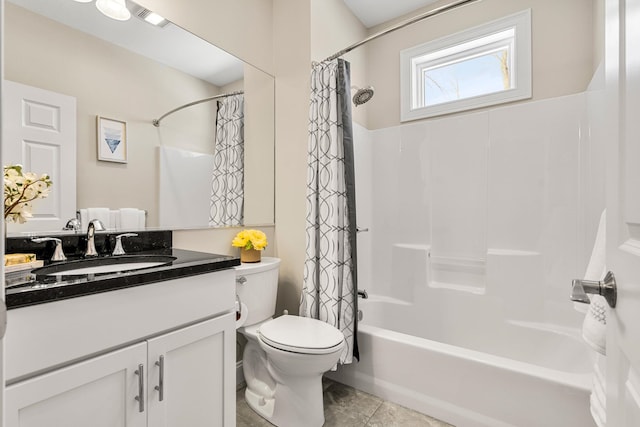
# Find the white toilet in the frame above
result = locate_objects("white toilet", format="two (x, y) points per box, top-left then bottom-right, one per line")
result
(235, 257), (345, 427)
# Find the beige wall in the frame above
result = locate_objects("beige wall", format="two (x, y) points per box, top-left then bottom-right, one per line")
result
(143, 0), (595, 351)
(172, 225), (276, 258)
(272, 0), (312, 315)
(20, 0), (593, 318)
(7, 2), (276, 232)
(311, 0), (368, 126)
(365, 0), (596, 129)
(136, 0), (274, 75)
(593, 0), (604, 70)
(133, 0), (304, 315)
(5, 4), (220, 227)
(242, 66), (276, 226)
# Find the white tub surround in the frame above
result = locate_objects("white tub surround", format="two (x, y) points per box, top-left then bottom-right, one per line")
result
(332, 91), (604, 427)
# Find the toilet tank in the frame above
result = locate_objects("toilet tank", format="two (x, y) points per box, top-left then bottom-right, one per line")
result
(235, 257), (281, 327)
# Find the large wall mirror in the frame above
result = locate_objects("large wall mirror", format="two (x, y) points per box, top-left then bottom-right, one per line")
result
(4, 0), (275, 234)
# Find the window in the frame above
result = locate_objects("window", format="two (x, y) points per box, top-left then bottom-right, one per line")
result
(401, 9), (531, 121)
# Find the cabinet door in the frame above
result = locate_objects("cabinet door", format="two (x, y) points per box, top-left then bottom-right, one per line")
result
(5, 343), (147, 427)
(147, 313), (236, 427)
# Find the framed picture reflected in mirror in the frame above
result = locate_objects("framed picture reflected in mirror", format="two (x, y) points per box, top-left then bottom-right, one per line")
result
(97, 116), (127, 163)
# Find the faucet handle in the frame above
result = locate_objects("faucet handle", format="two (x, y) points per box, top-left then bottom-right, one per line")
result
(88, 219), (106, 231)
(571, 271), (617, 308)
(113, 233), (138, 256)
(62, 218), (81, 231)
(31, 237), (67, 262)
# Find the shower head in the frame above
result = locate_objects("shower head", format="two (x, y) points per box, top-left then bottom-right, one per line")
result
(351, 86), (375, 107)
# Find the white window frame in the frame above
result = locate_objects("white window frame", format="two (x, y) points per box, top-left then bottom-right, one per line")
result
(400, 9), (531, 121)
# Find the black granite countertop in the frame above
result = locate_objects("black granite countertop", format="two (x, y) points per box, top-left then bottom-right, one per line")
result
(5, 248), (240, 309)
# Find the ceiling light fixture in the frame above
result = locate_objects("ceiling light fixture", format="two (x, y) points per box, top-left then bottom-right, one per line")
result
(144, 12), (166, 26)
(134, 7), (169, 27)
(95, 0), (131, 21)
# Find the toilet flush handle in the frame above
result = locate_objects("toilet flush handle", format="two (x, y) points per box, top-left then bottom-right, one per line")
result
(237, 276), (247, 285)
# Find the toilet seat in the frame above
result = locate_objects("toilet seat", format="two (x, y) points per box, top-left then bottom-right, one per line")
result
(258, 315), (344, 355)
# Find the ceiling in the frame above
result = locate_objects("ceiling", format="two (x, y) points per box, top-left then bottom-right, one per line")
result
(342, 0), (439, 28)
(6, 0), (244, 87)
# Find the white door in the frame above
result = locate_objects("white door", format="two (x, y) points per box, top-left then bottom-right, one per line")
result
(2, 80), (76, 233)
(146, 314), (236, 427)
(605, 0), (640, 424)
(5, 343), (147, 427)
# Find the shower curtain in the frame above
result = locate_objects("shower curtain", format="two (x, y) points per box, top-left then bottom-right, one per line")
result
(300, 59), (359, 364)
(209, 94), (244, 227)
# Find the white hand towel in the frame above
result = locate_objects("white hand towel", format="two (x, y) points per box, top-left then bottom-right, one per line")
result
(583, 293), (607, 355)
(119, 208), (141, 230)
(109, 210), (118, 230)
(581, 209), (607, 355)
(87, 207), (110, 229)
(79, 209), (88, 230)
(590, 353), (607, 427)
(137, 209), (146, 229)
(581, 209), (608, 427)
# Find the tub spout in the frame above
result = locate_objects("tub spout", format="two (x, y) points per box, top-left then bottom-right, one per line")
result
(357, 290), (368, 299)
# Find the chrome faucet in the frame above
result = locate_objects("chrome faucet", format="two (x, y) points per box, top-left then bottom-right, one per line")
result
(85, 219), (105, 257)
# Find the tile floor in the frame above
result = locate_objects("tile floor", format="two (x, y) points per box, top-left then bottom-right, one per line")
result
(237, 377), (454, 427)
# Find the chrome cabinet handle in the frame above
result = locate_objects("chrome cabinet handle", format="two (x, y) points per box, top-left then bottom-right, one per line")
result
(135, 364), (145, 412)
(154, 355), (165, 401)
(571, 271), (617, 308)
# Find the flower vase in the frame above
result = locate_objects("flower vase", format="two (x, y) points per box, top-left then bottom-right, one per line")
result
(240, 248), (261, 263)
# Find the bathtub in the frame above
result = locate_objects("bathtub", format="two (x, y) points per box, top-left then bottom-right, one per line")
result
(326, 295), (597, 427)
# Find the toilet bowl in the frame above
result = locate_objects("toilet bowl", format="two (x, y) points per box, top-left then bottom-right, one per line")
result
(235, 258), (345, 427)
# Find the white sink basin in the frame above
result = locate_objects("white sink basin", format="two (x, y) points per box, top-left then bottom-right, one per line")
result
(54, 262), (167, 275)
(32, 255), (177, 277)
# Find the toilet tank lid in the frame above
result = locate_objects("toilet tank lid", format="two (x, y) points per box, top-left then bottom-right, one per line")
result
(234, 257), (281, 274)
(259, 315), (345, 351)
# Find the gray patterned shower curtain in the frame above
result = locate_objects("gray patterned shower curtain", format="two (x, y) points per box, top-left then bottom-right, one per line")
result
(209, 94), (244, 227)
(300, 59), (359, 364)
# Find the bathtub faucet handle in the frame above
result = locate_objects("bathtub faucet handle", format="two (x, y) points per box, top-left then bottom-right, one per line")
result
(571, 271), (617, 308)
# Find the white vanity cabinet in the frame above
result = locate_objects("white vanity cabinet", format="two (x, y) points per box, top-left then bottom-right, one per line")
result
(146, 313), (235, 427)
(6, 342), (148, 427)
(4, 269), (236, 427)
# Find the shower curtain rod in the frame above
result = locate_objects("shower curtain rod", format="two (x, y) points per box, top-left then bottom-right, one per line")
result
(152, 90), (244, 127)
(323, 0), (481, 62)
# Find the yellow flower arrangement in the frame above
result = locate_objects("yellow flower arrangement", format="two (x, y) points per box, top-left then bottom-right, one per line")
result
(232, 229), (268, 251)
